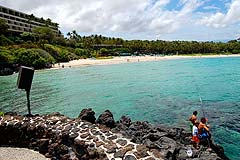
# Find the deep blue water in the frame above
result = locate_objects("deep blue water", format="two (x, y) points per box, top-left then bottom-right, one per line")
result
(0, 57), (239, 159)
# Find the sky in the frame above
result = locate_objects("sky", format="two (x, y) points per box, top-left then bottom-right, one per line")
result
(0, 0), (240, 41)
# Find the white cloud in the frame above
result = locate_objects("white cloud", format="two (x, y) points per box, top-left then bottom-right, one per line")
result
(0, 0), (204, 39)
(198, 0), (240, 28)
(2, 0), (238, 41)
(203, 5), (220, 11)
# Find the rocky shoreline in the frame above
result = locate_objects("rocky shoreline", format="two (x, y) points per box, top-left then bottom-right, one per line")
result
(0, 109), (229, 160)
(0, 63), (20, 76)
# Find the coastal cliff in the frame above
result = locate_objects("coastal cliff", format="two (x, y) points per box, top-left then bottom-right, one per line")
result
(0, 109), (229, 160)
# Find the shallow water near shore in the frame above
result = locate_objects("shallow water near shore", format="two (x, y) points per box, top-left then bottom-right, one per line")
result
(0, 57), (240, 159)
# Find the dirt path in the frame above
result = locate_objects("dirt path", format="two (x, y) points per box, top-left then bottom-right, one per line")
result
(0, 147), (48, 160)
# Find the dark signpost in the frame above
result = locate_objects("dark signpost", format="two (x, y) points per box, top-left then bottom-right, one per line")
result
(17, 66), (34, 115)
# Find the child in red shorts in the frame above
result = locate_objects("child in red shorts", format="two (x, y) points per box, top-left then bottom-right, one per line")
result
(192, 121), (200, 149)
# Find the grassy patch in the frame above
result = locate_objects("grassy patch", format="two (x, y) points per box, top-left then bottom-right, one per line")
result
(96, 56), (113, 60)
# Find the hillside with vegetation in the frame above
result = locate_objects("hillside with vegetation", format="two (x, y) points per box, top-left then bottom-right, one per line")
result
(1, 18), (240, 75)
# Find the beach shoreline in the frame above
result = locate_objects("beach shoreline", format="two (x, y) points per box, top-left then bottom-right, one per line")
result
(52, 54), (240, 69)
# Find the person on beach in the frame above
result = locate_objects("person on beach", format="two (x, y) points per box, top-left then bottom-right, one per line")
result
(192, 121), (200, 149)
(189, 111), (198, 132)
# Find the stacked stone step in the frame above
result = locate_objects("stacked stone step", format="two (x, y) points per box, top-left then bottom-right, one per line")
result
(0, 111), (163, 160)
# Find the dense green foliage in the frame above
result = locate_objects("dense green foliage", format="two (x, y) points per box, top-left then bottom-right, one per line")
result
(0, 19), (8, 35)
(0, 45), (57, 69)
(20, 32), (36, 42)
(1, 17), (240, 71)
(43, 44), (79, 62)
(33, 27), (56, 44)
(74, 48), (91, 58)
(0, 111), (4, 116)
(0, 47), (15, 64)
(13, 48), (56, 69)
(65, 32), (240, 56)
(0, 35), (14, 46)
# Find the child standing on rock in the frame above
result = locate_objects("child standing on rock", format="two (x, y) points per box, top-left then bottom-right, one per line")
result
(192, 121), (200, 149)
(189, 111), (198, 132)
(198, 117), (211, 142)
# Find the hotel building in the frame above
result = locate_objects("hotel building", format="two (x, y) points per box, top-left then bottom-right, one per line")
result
(0, 5), (59, 34)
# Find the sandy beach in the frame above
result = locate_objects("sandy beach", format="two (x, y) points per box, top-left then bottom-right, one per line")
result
(52, 54), (240, 69)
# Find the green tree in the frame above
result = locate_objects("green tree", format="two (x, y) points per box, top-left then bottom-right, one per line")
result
(0, 19), (8, 35)
(99, 48), (110, 56)
(13, 48), (55, 69)
(0, 48), (15, 64)
(0, 35), (14, 46)
(32, 27), (56, 44)
(43, 44), (75, 62)
(74, 48), (90, 57)
(54, 36), (66, 46)
(20, 32), (36, 42)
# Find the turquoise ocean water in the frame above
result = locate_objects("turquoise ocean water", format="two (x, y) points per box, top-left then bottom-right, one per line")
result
(0, 57), (239, 159)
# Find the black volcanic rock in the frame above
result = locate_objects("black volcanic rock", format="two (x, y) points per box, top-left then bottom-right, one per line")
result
(114, 117), (229, 160)
(119, 115), (132, 127)
(73, 139), (88, 158)
(4, 112), (18, 116)
(124, 155), (137, 160)
(47, 112), (63, 117)
(0, 67), (14, 76)
(38, 139), (49, 154)
(78, 108), (96, 123)
(96, 110), (115, 128)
